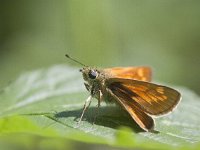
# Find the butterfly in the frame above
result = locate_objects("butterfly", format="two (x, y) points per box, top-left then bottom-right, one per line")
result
(65, 54), (181, 131)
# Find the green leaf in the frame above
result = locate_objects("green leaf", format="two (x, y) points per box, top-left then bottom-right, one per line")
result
(0, 65), (200, 150)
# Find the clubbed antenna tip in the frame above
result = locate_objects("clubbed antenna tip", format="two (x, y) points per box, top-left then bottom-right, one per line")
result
(65, 54), (70, 58)
(65, 54), (87, 67)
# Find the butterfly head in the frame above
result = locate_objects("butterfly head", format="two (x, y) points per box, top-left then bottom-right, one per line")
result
(65, 54), (103, 95)
(80, 67), (99, 83)
(79, 67), (104, 96)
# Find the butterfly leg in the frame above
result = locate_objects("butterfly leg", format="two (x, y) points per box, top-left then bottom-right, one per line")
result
(93, 90), (103, 124)
(77, 95), (92, 124)
(97, 90), (102, 107)
(84, 83), (90, 92)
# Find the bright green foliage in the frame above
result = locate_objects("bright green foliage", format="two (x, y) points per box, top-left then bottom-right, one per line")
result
(0, 65), (200, 150)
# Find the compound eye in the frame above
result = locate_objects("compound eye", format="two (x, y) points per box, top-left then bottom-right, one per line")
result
(88, 70), (97, 79)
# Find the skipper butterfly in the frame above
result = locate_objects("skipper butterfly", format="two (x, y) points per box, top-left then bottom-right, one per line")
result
(65, 54), (181, 131)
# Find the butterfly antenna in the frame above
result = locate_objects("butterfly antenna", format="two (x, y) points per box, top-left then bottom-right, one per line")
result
(65, 54), (87, 67)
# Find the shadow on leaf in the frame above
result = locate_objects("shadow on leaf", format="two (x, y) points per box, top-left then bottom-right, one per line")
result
(54, 106), (143, 133)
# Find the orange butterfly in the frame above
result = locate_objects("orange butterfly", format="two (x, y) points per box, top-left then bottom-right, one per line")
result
(66, 55), (181, 131)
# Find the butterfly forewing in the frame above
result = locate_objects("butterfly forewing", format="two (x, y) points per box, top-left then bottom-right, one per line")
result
(104, 67), (152, 82)
(106, 78), (181, 116)
(108, 85), (155, 131)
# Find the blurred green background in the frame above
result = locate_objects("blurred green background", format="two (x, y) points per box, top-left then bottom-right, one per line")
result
(0, 0), (200, 94)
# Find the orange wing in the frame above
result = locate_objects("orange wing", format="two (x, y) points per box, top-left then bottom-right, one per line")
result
(106, 78), (181, 116)
(108, 89), (155, 131)
(104, 67), (152, 82)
